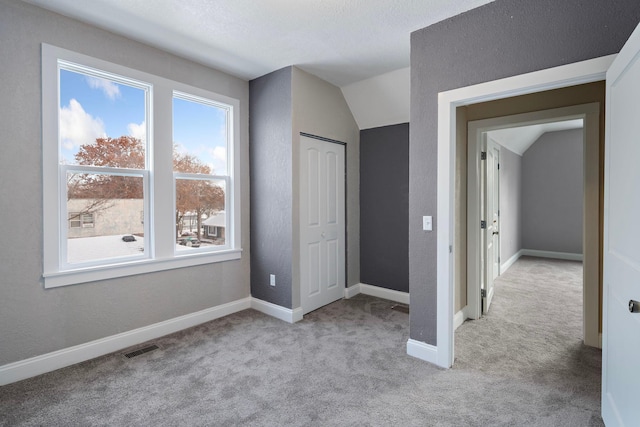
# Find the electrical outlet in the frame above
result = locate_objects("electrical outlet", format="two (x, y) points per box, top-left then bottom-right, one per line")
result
(269, 274), (276, 287)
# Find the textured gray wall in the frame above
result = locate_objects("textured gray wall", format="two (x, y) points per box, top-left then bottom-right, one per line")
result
(410, 0), (640, 345)
(522, 129), (584, 254)
(0, 0), (250, 365)
(498, 145), (522, 266)
(360, 124), (409, 293)
(249, 68), (293, 308)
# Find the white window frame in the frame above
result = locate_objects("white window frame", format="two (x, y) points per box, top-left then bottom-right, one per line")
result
(42, 44), (242, 288)
(172, 91), (231, 254)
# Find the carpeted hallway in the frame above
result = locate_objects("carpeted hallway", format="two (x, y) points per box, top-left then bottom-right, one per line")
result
(0, 257), (602, 426)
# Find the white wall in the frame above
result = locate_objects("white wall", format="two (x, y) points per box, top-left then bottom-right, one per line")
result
(340, 67), (409, 130)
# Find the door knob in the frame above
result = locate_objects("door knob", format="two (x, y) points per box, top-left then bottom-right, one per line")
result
(321, 232), (326, 239)
(492, 231), (499, 235)
(629, 300), (640, 313)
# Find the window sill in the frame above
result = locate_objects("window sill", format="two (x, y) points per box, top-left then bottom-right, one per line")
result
(43, 249), (242, 289)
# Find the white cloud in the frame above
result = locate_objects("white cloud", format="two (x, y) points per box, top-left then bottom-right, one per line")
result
(59, 99), (106, 150)
(209, 146), (227, 175)
(173, 142), (188, 155)
(127, 121), (146, 143)
(86, 76), (121, 100)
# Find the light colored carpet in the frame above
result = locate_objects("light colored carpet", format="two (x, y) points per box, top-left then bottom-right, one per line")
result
(0, 257), (602, 426)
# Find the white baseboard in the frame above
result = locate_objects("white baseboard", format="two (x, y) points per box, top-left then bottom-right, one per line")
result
(344, 284), (361, 299)
(500, 250), (523, 274)
(454, 307), (468, 331)
(351, 283), (410, 304)
(406, 339), (438, 365)
(521, 249), (583, 261)
(250, 298), (303, 323)
(0, 297), (252, 386)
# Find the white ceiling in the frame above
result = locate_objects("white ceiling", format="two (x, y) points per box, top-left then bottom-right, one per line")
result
(22, 0), (493, 87)
(487, 119), (584, 156)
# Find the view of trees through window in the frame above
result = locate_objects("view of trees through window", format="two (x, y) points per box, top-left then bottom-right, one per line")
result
(60, 67), (228, 265)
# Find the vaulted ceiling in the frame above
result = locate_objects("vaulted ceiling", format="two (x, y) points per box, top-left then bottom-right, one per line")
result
(487, 119), (584, 156)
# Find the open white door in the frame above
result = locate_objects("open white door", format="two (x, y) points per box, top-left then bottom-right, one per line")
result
(300, 135), (346, 315)
(483, 138), (500, 314)
(602, 22), (640, 427)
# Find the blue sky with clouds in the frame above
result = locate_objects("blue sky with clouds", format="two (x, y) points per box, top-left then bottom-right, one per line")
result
(59, 68), (228, 174)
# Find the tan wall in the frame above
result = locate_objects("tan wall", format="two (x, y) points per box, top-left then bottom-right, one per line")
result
(455, 107), (468, 312)
(291, 67), (360, 308)
(67, 199), (144, 238)
(457, 81), (605, 332)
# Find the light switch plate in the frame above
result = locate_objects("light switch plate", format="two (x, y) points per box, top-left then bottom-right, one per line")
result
(423, 216), (432, 231)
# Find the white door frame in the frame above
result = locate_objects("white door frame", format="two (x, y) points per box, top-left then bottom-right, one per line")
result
(409, 54), (616, 368)
(466, 104), (600, 339)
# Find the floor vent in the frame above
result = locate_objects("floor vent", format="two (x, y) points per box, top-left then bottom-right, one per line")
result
(391, 304), (410, 314)
(123, 344), (159, 359)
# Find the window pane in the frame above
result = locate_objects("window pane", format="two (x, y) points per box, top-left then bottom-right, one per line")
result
(67, 172), (145, 264)
(59, 68), (146, 168)
(176, 178), (225, 249)
(173, 95), (228, 175)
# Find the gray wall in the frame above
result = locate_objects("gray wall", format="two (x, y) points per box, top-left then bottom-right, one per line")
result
(249, 66), (359, 310)
(360, 123), (409, 293)
(522, 129), (584, 254)
(0, 0), (251, 366)
(249, 68), (293, 308)
(410, 0), (640, 345)
(498, 144), (522, 266)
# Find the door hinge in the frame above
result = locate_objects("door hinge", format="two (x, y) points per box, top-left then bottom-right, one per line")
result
(480, 220), (487, 229)
(497, 163), (500, 170)
(449, 245), (453, 253)
(481, 289), (487, 298)
(481, 151), (487, 160)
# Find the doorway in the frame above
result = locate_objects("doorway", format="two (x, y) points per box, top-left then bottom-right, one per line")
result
(458, 103), (601, 347)
(420, 55), (614, 369)
(299, 134), (346, 314)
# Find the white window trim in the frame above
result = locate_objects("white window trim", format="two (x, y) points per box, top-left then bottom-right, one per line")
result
(42, 44), (242, 288)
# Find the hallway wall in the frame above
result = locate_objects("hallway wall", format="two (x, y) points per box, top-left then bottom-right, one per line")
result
(522, 129), (584, 254)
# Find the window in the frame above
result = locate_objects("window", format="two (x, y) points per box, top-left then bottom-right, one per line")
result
(173, 93), (229, 250)
(69, 212), (94, 228)
(42, 45), (241, 288)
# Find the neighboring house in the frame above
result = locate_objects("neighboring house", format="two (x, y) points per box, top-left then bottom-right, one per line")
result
(202, 211), (226, 243)
(67, 199), (144, 238)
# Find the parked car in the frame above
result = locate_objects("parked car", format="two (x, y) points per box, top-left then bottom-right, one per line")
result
(178, 236), (201, 247)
